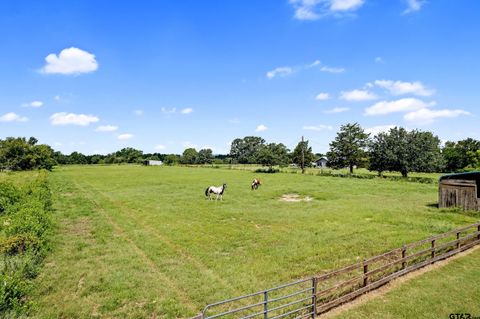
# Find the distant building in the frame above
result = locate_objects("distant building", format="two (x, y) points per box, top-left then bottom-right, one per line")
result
(312, 156), (328, 168)
(144, 160), (163, 166)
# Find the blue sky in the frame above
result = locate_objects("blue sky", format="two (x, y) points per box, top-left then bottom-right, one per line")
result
(0, 0), (479, 155)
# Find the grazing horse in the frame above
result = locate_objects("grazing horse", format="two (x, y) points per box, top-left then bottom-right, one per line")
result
(205, 183), (227, 200)
(251, 178), (262, 190)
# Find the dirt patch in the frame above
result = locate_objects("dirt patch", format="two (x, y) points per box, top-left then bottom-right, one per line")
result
(279, 194), (313, 202)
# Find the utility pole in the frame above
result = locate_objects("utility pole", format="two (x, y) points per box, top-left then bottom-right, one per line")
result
(301, 136), (305, 174)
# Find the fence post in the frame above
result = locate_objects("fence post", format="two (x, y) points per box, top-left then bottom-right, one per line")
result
(263, 290), (268, 319)
(456, 232), (461, 250)
(431, 239), (436, 263)
(363, 259), (369, 287)
(311, 277), (317, 319)
(401, 245), (407, 269)
(477, 225), (480, 241)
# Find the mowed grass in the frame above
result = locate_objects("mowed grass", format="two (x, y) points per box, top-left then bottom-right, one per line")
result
(31, 165), (479, 318)
(331, 248), (480, 319)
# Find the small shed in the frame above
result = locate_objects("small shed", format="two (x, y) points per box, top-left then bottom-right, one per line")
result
(439, 171), (480, 211)
(313, 156), (328, 168)
(144, 160), (163, 166)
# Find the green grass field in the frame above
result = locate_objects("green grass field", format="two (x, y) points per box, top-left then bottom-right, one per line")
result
(29, 165), (479, 318)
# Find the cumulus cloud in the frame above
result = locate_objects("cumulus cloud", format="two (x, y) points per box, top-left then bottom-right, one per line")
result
(374, 80), (435, 96)
(181, 108), (193, 114)
(303, 124), (333, 131)
(154, 144), (166, 150)
(118, 133), (134, 140)
(40, 47), (98, 75)
(50, 112), (99, 126)
(365, 125), (396, 136)
(315, 92), (330, 101)
(95, 125), (118, 132)
(134, 109), (144, 116)
(290, 0), (365, 20)
(403, 0), (424, 14)
(255, 124), (268, 132)
(266, 67), (293, 79)
(323, 107), (349, 114)
(0, 112), (28, 122)
(340, 89), (377, 101)
(22, 101), (43, 108)
(365, 98), (434, 116)
(404, 108), (470, 124)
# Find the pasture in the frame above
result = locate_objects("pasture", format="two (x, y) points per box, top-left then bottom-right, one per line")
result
(30, 165), (479, 318)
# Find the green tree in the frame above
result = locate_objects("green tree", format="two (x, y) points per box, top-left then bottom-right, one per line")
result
(181, 148), (198, 164)
(257, 143), (290, 167)
(291, 140), (315, 169)
(196, 148), (214, 164)
(163, 154), (179, 166)
(368, 127), (443, 177)
(0, 137), (56, 170)
(442, 138), (480, 172)
(229, 136), (265, 164)
(327, 123), (369, 174)
(115, 147), (143, 163)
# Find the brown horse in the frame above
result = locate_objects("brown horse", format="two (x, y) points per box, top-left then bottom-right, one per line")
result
(251, 178), (261, 190)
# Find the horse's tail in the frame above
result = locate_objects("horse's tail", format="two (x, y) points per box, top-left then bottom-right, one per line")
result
(205, 187), (209, 197)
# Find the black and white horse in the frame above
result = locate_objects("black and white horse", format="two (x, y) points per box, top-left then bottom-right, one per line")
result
(251, 178), (262, 190)
(205, 183), (227, 200)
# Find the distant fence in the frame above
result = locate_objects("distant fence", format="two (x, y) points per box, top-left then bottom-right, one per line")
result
(191, 222), (480, 319)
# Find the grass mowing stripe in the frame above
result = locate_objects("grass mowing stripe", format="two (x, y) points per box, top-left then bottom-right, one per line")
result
(79, 178), (243, 297)
(71, 178), (198, 312)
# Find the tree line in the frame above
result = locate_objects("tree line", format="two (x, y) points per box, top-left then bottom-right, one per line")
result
(1, 124), (479, 176)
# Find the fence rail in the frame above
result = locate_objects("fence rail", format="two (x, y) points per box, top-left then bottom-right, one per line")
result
(191, 222), (480, 319)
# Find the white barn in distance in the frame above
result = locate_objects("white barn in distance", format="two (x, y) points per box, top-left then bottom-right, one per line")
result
(144, 160), (163, 166)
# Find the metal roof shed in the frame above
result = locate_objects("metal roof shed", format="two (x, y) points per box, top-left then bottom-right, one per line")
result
(439, 171), (480, 211)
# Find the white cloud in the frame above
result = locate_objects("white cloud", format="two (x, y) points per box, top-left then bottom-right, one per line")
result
(95, 125), (118, 132)
(0, 112), (28, 122)
(315, 92), (330, 101)
(22, 100), (43, 108)
(266, 67), (293, 79)
(134, 109), (144, 116)
(303, 124), (333, 131)
(154, 144), (166, 150)
(161, 107), (176, 114)
(118, 133), (134, 140)
(365, 98), (435, 116)
(228, 118), (241, 124)
(40, 47), (98, 75)
(181, 108), (193, 114)
(374, 80), (434, 96)
(255, 124), (268, 132)
(403, 0), (424, 14)
(404, 108), (470, 124)
(50, 112), (99, 126)
(375, 56), (384, 64)
(365, 125), (396, 136)
(340, 89), (377, 101)
(330, 0), (364, 12)
(54, 95), (61, 101)
(290, 0), (365, 20)
(323, 107), (349, 114)
(307, 60), (321, 68)
(320, 66), (345, 73)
